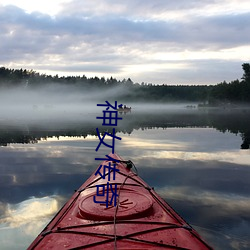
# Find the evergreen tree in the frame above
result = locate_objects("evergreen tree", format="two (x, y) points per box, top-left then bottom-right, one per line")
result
(242, 63), (250, 83)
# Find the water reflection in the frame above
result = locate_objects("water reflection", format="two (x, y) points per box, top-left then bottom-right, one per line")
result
(0, 196), (62, 250)
(0, 196), (59, 228)
(0, 107), (250, 149)
(0, 108), (250, 249)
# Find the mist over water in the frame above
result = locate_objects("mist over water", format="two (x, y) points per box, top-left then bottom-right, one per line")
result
(0, 85), (98, 122)
(0, 84), (196, 124)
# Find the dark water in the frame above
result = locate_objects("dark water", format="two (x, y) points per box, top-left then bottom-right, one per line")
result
(0, 105), (250, 249)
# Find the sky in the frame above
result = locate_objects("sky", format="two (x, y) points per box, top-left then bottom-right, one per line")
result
(0, 0), (250, 85)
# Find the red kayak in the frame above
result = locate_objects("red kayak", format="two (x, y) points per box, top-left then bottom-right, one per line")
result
(28, 153), (213, 249)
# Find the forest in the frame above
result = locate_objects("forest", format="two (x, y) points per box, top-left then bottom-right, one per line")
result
(0, 63), (249, 104)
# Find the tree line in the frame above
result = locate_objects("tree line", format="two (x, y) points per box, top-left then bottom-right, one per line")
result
(0, 63), (249, 104)
(208, 63), (250, 105)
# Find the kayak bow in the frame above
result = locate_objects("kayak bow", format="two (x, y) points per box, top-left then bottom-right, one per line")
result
(28, 153), (213, 249)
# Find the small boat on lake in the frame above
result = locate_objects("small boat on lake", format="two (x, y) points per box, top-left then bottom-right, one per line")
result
(117, 105), (132, 113)
(28, 153), (213, 249)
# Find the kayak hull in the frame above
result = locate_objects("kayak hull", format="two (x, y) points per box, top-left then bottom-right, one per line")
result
(28, 153), (212, 249)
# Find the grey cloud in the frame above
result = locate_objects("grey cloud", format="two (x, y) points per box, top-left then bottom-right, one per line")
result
(1, 4), (249, 50)
(39, 64), (121, 74)
(185, 13), (250, 49)
(0, 2), (249, 84)
(60, 0), (215, 18)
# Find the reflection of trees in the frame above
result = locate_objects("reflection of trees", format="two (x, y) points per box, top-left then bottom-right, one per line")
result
(0, 134), (38, 146)
(241, 134), (250, 149)
(200, 109), (250, 149)
(0, 122), (134, 147)
(0, 109), (250, 149)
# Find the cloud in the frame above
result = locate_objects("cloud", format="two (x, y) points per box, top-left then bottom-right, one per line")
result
(1, 6), (247, 51)
(0, 1), (250, 84)
(10, 6), (248, 49)
(58, 0), (241, 19)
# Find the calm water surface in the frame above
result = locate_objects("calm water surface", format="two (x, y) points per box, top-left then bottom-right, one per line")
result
(0, 106), (250, 249)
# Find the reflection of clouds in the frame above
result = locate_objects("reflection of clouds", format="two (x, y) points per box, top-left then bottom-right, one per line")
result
(0, 202), (7, 218)
(116, 128), (249, 166)
(154, 150), (250, 166)
(0, 140), (107, 205)
(4, 141), (98, 177)
(0, 196), (61, 250)
(0, 196), (59, 230)
(122, 138), (185, 150)
(194, 224), (250, 250)
(157, 186), (250, 249)
(118, 127), (243, 152)
(157, 186), (250, 215)
(43, 135), (98, 142)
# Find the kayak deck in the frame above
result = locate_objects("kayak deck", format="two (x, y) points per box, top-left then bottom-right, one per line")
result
(28, 153), (213, 249)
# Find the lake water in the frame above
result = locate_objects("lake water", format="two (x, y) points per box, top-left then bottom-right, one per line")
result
(0, 105), (250, 249)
